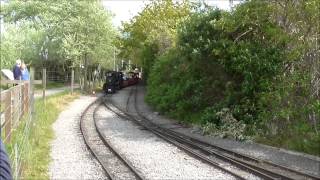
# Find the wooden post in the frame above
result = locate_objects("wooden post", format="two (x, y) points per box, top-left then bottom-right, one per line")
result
(21, 84), (25, 117)
(19, 84), (23, 119)
(88, 68), (91, 92)
(90, 69), (93, 92)
(24, 82), (29, 115)
(87, 69), (89, 92)
(91, 69), (93, 92)
(30, 67), (35, 115)
(79, 70), (82, 91)
(4, 91), (12, 143)
(12, 87), (18, 127)
(99, 71), (101, 88)
(42, 68), (46, 100)
(93, 69), (95, 91)
(84, 54), (88, 92)
(71, 68), (74, 94)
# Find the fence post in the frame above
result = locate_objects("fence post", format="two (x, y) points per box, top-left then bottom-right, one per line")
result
(30, 68), (35, 115)
(42, 68), (46, 101)
(89, 69), (92, 92)
(12, 87), (18, 128)
(20, 84), (24, 119)
(19, 84), (23, 119)
(25, 82), (29, 114)
(71, 69), (74, 94)
(4, 91), (12, 143)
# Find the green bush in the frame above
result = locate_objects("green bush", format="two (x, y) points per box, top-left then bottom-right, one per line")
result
(148, 1), (286, 124)
(146, 0), (319, 155)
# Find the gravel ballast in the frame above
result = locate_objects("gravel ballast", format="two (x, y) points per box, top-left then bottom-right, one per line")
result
(49, 96), (105, 179)
(112, 86), (320, 177)
(82, 102), (138, 180)
(96, 106), (236, 180)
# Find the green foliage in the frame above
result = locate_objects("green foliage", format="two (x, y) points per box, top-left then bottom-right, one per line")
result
(0, 22), (45, 69)
(1, 0), (117, 69)
(1, 0), (118, 92)
(148, 1), (287, 123)
(202, 108), (249, 141)
(146, 0), (320, 154)
(118, 0), (192, 79)
(252, 0), (320, 155)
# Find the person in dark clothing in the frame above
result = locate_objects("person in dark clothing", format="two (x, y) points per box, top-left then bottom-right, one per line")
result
(13, 59), (22, 80)
(0, 139), (13, 180)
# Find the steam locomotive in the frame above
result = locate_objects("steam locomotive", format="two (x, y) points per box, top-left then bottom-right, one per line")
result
(103, 71), (139, 94)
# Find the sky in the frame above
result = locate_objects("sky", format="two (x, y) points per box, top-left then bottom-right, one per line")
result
(102, 0), (242, 28)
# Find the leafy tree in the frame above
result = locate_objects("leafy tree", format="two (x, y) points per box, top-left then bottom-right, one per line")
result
(0, 22), (45, 69)
(118, 0), (191, 79)
(1, 0), (117, 91)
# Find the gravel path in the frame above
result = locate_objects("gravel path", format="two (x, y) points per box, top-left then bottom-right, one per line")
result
(34, 85), (80, 99)
(49, 96), (106, 180)
(96, 106), (236, 180)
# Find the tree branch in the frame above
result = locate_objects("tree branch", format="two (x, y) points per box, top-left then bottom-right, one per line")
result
(234, 28), (253, 43)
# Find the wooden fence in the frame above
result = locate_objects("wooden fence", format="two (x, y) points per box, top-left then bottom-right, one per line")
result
(0, 82), (32, 143)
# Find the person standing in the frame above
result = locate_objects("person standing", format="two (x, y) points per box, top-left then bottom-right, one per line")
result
(13, 59), (22, 80)
(21, 63), (30, 80)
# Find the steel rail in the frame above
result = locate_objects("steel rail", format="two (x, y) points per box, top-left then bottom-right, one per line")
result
(154, 121), (319, 180)
(131, 86), (279, 179)
(94, 100), (146, 180)
(104, 90), (248, 180)
(131, 85), (320, 180)
(80, 98), (145, 180)
(103, 100), (247, 180)
(79, 99), (112, 179)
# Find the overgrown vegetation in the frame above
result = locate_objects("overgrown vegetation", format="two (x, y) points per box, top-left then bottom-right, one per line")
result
(121, 0), (320, 155)
(5, 91), (79, 179)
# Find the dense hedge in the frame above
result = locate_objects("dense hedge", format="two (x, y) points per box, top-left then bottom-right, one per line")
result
(146, 1), (319, 154)
(148, 2), (286, 125)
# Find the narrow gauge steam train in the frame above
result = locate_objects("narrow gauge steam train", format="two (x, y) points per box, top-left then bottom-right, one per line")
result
(103, 71), (139, 94)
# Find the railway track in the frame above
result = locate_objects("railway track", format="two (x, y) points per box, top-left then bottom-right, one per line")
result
(104, 85), (320, 180)
(79, 99), (145, 180)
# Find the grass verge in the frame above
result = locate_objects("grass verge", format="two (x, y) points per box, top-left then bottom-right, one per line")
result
(34, 81), (65, 90)
(4, 91), (80, 179)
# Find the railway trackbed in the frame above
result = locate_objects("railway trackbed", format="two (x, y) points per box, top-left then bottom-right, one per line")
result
(79, 99), (145, 180)
(103, 85), (320, 180)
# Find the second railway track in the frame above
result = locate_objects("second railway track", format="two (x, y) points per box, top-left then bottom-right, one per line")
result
(105, 85), (320, 180)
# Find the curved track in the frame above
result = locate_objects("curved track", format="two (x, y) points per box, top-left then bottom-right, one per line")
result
(105, 89), (248, 180)
(80, 99), (145, 180)
(105, 85), (319, 180)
